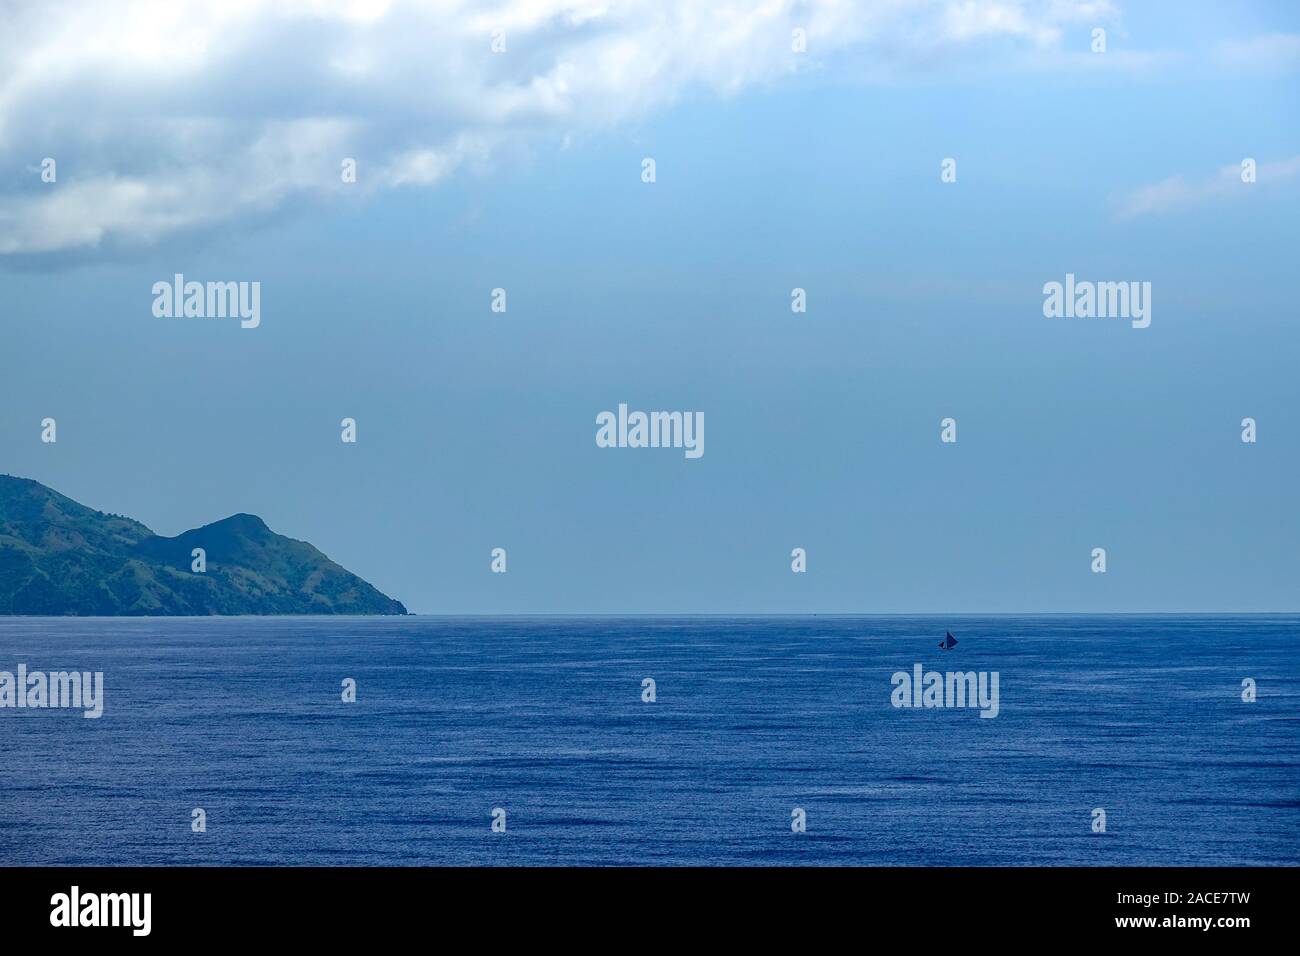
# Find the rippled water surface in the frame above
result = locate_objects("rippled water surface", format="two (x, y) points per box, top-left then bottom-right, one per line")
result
(1, 615), (1296, 865)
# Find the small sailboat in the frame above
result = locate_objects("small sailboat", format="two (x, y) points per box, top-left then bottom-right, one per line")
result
(938, 631), (957, 650)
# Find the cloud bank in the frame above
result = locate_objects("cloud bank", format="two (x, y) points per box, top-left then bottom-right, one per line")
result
(1, 0), (1120, 256)
(1114, 156), (1300, 219)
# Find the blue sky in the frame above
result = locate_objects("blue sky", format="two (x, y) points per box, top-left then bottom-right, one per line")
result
(2, 1), (1298, 612)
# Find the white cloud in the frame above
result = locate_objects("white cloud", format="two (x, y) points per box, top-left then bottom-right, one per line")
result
(0, 0), (1123, 256)
(1113, 156), (1300, 220)
(1216, 33), (1300, 71)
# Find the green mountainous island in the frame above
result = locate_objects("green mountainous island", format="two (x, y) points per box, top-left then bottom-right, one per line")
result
(0, 475), (407, 615)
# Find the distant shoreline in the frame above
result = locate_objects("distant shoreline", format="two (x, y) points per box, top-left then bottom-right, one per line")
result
(3, 611), (1296, 619)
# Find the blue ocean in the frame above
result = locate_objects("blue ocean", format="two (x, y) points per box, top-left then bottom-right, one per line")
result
(1, 615), (1296, 866)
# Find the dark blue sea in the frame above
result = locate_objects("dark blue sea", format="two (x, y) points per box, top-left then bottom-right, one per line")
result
(1, 615), (1296, 866)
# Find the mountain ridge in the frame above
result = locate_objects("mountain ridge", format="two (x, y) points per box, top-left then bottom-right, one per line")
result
(0, 475), (407, 616)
